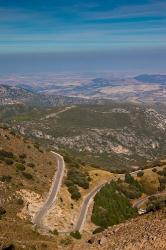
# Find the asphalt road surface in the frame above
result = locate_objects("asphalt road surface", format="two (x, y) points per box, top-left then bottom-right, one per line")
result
(33, 152), (65, 227)
(133, 191), (166, 209)
(73, 169), (152, 232)
(74, 181), (108, 232)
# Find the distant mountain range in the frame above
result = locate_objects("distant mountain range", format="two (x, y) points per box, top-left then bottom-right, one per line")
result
(0, 84), (34, 105)
(0, 73), (166, 104)
(135, 74), (166, 85)
(0, 84), (108, 107)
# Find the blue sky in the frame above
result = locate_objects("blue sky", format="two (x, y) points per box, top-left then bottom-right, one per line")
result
(0, 0), (165, 73)
(0, 0), (166, 53)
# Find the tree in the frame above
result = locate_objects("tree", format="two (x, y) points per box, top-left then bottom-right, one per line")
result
(70, 231), (81, 239)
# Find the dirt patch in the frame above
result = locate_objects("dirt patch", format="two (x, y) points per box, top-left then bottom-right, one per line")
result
(17, 189), (43, 221)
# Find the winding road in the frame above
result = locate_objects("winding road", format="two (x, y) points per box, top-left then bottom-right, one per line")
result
(74, 181), (108, 232)
(133, 191), (166, 209)
(72, 170), (153, 232)
(33, 151), (165, 233)
(33, 151), (65, 227)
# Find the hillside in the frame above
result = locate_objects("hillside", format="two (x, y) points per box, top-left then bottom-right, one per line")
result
(69, 210), (166, 250)
(0, 126), (166, 250)
(0, 126), (59, 249)
(0, 85), (34, 105)
(0, 84), (110, 107)
(3, 103), (165, 171)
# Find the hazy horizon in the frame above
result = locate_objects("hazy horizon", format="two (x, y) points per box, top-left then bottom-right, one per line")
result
(0, 48), (166, 75)
(0, 0), (166, 74)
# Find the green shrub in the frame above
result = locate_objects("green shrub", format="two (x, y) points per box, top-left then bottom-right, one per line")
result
(15, 163), (25, 171)
(18, 159), (26, 164)
(0, 207), (6, 216)
(52, 229), (59, 235)
(22, 172), (33, 180)
(19, 153), (27, 159)
(68, 184), (81, 200)
(91, 182), (137, 229)
(137, 171), (144, 177)
(0, 150), (14, 159)
(10, 130), (16, 136)
(157, 168), (166, 177)
(60, 237), (72, 246)
(0, 175), (12, 182)
(158, 183), (165, 192)
(63, 154), (73, 164)
(146, 197), (166, 212)
(93, 227), (105, 234)
(117, 183), (141, 199)
(34, 143), (40, 149)
(125, 173), (143, 192)
(65, 179), (74, 187)
(0, 155), (4, 161)
(158, 177), (166, 191)
(4, 158), (13, 165)
(67, 167), (89, 189)
(70, 231), (81, 239)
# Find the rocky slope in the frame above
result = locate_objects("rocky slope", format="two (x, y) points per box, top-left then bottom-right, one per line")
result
(69, 210), (166, 250)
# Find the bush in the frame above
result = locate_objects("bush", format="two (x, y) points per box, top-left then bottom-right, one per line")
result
(17, 198), (24, 205)
(19, 153), (27, 159)
(63, 154), (73, 164)
(67, 167), (89, 189)
(125, 173), (143, 192)
(65, 179), (74, 187)
(1, 244), (15, 250)
(4, 158), (13, 165)
(68, 184), (81, 200)
(70, 231), (81, 239)
(0, 150), (14, 159)
(34, 143), (40, 149)
(0, 207), (6, 216)
(10, 130), (16, 136)
(157, 168), (166, 177)
(15, 163), (25, 171)
(158, 177), (166, 185)
(22, 172), (33, 180)
(146, 197), (166, 212)
(52, 229), (59, 235)
(158, 177), (166, 191)
(27, 163), (35, 168)
(18, 159), (26, 164)
(93, 227), (105, 234)
(137, 171), (144, 177)
(0, 175), (12, 182)
(0, 155), (4, 161)
(117, 183), (141, 199)
(158, 183), (165, 192)
(60, 237), (72, 246)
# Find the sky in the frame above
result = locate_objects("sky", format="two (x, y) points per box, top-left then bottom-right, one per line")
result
(0, 0), (166, 73)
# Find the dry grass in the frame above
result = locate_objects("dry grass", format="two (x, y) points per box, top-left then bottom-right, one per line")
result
(0, 127), (60, 249)
(139, 168), (162, 195)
